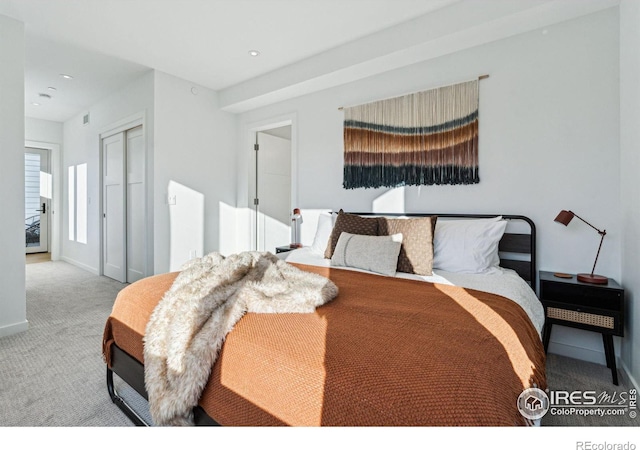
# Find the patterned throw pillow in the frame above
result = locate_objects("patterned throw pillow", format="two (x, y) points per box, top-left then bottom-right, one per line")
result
(324, 210), (379, 259)
(377, 216), (437, 276)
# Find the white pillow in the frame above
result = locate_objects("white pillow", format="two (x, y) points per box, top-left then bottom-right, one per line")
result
(331, 232), (403, 276)
(310, 212), (336, 255)
(433, 217), (507, 273)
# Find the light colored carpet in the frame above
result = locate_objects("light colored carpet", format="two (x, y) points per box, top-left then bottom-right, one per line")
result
(542, 353), (638, 426)
(0, 261), (141, 426)
(0, 260), (637, 427)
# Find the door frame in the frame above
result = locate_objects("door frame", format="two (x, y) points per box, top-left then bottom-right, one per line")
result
(246, 114), (298, 251)
(98, 112), (147, 280)
(25, 140), (60, 260)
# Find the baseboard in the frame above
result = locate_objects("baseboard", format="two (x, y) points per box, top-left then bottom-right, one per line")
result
(548, 340), (640, 390)
(0, 320), (29, 338)
(60, 256), (99, 275)
(547, 340), (608, 366)
(619, 359), (640, 391)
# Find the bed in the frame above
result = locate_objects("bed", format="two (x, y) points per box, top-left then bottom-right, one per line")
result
(102, 212), (546, 426)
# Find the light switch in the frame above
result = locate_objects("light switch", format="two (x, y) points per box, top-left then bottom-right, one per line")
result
(168, 194), (176, 205)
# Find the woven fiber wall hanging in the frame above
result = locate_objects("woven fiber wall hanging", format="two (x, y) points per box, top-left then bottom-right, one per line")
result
(342, 79), (480, 189)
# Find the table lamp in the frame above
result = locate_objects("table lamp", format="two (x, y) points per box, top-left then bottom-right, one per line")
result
(554, 210), (607, 284)
(290, 208), (303, 248)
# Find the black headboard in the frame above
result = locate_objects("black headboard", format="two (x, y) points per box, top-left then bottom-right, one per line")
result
(341, 213), (537, 287)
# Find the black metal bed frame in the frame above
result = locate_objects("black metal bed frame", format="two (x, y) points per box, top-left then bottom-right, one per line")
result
(106, 212), (536, 426)
(107, 344), (219, 426)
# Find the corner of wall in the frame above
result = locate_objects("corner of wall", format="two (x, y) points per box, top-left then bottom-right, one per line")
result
(0, 14), (26, 336)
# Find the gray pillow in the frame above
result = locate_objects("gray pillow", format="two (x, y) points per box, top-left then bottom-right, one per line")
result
(324, 210), (379, 259)
(330, 232), (403, 276)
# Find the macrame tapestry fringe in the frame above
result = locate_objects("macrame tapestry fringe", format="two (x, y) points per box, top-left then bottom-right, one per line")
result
(343, 79), (480, 189)
(343, 165), (479, 189)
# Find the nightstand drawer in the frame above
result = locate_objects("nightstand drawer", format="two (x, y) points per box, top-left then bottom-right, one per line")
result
(542, 299), (623, 336)
(540, 281), (622, 311)
(546, 307), (615, 330)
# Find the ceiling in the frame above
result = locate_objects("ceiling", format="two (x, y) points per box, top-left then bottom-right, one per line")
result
(0, 0), (620, 122)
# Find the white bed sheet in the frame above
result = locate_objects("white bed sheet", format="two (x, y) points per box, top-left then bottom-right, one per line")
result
(283, 247), (545, 335)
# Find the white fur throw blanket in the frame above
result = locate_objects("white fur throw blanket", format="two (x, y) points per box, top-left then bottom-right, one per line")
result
(143, 251), (338, 426)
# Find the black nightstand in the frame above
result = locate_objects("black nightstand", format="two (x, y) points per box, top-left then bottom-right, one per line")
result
(275, 245), (295, 254)
(539, 270), (624, 385)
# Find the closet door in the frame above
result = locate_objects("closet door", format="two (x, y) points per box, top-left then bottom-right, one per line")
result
(126, 126), (145, 283)
(102, 132), (126, 283)
(102, 125), (146, 283)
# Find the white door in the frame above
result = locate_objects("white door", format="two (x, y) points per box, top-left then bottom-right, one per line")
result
(126, 126), (145, 283)
(25, 148), (51, 254)
(102, 126), (146, 283)
(255, 130), (291, 252)
(102, 133), (126, 282)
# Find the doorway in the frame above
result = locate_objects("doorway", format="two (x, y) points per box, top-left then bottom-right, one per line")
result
(252, 125), (293, 253)
(101, 125), (145, 283)
(25, 147), (51, 254)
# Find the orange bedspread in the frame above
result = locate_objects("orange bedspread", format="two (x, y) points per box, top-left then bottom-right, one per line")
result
(103, 263), (546, 426)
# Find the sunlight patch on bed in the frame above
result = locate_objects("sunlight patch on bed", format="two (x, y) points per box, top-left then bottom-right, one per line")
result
(434, 283), (536, 387)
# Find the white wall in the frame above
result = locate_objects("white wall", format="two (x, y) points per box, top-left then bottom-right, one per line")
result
(153, 71), (237, 273)
(62, 70), (154, 275)
(59, 69), (238, 278)
(0, 15), (26, 337)
(236, 9), (622, 365)
(25, 117), (63, 261)
(25, 117), (63, 144)
(619, 0), (640, 388)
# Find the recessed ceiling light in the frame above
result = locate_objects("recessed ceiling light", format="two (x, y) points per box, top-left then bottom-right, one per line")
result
(248, 50), (260, 57)
(39, 93), (52, 99)
(60, 74), (74, 79)
(31, 102), (40, 106)
(47, 86), (57, 91)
